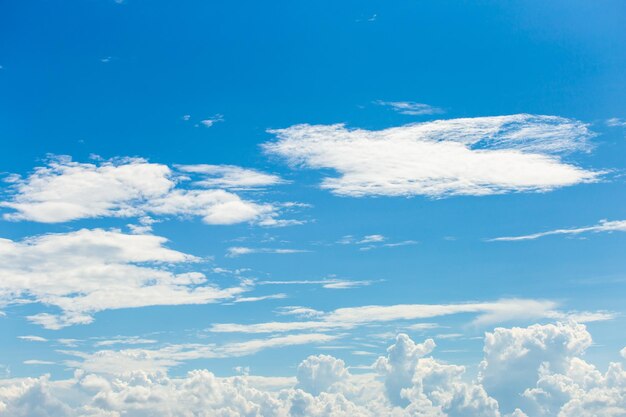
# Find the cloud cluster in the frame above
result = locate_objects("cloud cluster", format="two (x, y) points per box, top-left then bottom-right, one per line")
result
(0, 322), (623, 417)
(264, 115), (599, 197)
(0, 228), (247, 329)
(1, 156), (294, 226)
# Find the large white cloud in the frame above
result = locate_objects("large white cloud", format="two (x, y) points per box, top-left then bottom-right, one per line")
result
(1, 156), (295, 226)
(0, 228), (247, 329)
(263, 115), (600, 197)
(1, 322), (623, 416)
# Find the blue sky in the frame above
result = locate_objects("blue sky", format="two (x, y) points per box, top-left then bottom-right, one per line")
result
(1, 1), (626, 416)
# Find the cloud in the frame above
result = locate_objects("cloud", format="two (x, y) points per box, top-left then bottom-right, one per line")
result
(23, 360), (55, 366)
(338, 234), (417, 251)
(93, 336), (158, 348)
(17, 336), (48, 343)
(226, 246), (309, 257)
(62, 333), (338, 375)
(209, 299), (561, 334)
(1, 322), (622, 417)
(232, 293), (287, 303)
(1, 156), (295, 226)
(489, 219), (626, 241)
(176, 164), (286, 189)
(263, 114), (600, 197)
(199, 114), (224, 127)
(606, 118), (626, 127)
(258, 278), (374, 289)
(479, 322), (594, 414)
(375, 100), (444, 115)
(0, 228), (248, 329)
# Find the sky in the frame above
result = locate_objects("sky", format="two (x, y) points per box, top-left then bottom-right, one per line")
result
(0, 1), (626, 416)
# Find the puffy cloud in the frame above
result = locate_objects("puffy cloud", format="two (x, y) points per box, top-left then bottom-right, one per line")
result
(479, 322), (593, 413)
(489, 219), (626, 241)
(0, 228), (247, 329)
(297, 355), (349, 395)
(375, 334), (436, 406)
(263, 115), (599, 198)
(1, 156), (295, 226)
(0, 323), (624, 417)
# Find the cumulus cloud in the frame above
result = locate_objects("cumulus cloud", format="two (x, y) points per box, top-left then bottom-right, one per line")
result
(0, 156), (295, 226)
(1, 322), (622, 417)
(209, 299), (561, 334)
(489, 219), (626, 241)
(263, 115), (600, 197)
(0, 228), (247, 329)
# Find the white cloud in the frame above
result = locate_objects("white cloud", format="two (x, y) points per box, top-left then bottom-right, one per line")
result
(606, 117), (626, 127)
(17, 336), (48, 343)
(176, 164), (286, 189)
(209, 299), (561, 334)
(0, 228), (247, 329)
(2, 322), (621, 417)
(358, 234), (386, 244)
(93, 336), (158, 348)
(375, 100), (444, 115)
(199, 114), (224, 127)
(23, 360), (55, 366)
(264, 115), (599, 197)
(1, 156), (295, 226)
(259, 278), (374, 289)
(226, 246), (309, 257)
(489, 219), (626, 241)
(62, 333), (338, 375)
(479, 322), (593, 413)
(338, 234), (417, 250)
(232, 293), (287, 303)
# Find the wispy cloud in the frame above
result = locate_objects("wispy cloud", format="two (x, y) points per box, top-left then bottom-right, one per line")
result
(209, 299), (562, 334)
(606, 117), (626, 127)
(338, 234), (417, 250)
(226, 247), (309, 257)
(264, 115), (600, 198)
(489, 219), (626, 241)
(258, 278), (374, 289)
(375, 100), (443, 115)
(199, 114), (224, 128)
(18, 335), (48, 343)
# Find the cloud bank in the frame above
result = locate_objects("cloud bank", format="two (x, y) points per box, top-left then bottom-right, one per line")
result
(0, 322), (624, 417)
